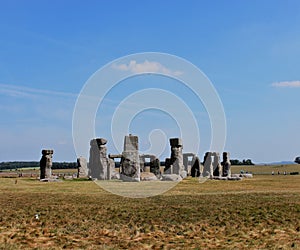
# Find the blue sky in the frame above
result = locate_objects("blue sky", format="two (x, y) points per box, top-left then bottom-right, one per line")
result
(0, 0), (300, 163)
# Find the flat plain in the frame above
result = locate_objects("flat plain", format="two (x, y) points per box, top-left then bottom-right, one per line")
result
(0, 173), (299, 249)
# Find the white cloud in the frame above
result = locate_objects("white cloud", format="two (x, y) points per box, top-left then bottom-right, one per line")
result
(112, 60), (183, 76)
(271, 81), (300, 88)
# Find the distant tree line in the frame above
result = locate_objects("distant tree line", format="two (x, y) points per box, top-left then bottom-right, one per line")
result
(230, 159), (254, 165)
(0, 158), (255, 171)
(0, 161), (77, 171)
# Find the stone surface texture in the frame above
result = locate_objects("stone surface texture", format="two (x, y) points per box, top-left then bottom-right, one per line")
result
(40, 149), (53, 179)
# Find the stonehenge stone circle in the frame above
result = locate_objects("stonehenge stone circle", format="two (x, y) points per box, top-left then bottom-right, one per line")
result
(85, 134), (237, 182)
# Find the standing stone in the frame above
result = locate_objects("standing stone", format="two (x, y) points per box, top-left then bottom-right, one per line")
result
(77, 156), (88, 178)
(40, 149), (53, 179)
(222, 152), (231, 177)
(140, 154), (161, 176)
(120, 134), (140, 182)
(89, 138), (110, 180)
(191, 156), (201, 177)
(183, 153), (196, 175)
(169, 138), (185, 176)
(203, 152), (214, 177)
(164, 158), (172, 174)
(150, 158), (161, 176)
(212, 152), (222, 177)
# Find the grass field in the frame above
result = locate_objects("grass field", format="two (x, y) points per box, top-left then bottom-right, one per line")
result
(0, 175), (300, 249)
(231, 164), (300, 175)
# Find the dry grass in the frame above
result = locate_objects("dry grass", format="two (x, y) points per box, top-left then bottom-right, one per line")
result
(232, 164), (300, 175)
(0, 176), (299, 249)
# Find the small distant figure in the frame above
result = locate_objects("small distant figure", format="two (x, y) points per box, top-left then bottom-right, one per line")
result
(278, 171), (280, 175)
(15, 179), (18, 184)
(35, 214), (39, 220)
(272, 171), (274, 175)
(284, 171), (287, 175)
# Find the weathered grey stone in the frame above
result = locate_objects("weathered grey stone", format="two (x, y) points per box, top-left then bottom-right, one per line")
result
(183, 153), (196, 175)
(77, 157), (88, 178)
(40, 178), (62, 182)
(140, 154), (161, 176)
(170, 138), (184, 175)
(222, 152), (231, 177)
(150, 158), (161, 176)
(96, 138), (107, 146)
(124, 134), (138, 151)
(108, 158), (120, 180)
(164, 158), (172, 174)
(170, 138), (182, 147)
(120, 134), (140, 182)
(140, 172), (158, 181)
(212, 152), (222, 177)
(212, 176), (228, 180)
(191, 156), (201, 177)
(161, 174), (183, 182)
(203, 152), (213, 177)
(180, 170), (187, 179)
(240, 173), (253, 178)
(40, 149), (53, 179)
(89, 138), (111, 180)
(227, 176), (242, 181)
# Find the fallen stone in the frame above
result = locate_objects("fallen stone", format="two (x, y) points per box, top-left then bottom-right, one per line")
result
(180, 170), (187, 179)
(240, 173), (253, 178)
(120, 174), (140, 182)
(212, 176), (227, 180)
(227, 176), (242, 181)
(40, 178), (62, 182)
(161, 174), (182, 182)
(140, 172), (158, 181)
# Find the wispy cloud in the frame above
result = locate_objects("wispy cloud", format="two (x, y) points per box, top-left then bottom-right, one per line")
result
(271, 81), (300, 88)
(0, 83), (78, 98)
(112, 60), (183, 76)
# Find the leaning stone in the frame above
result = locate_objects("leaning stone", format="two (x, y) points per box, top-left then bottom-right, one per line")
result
(161, 174), (183, 182)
